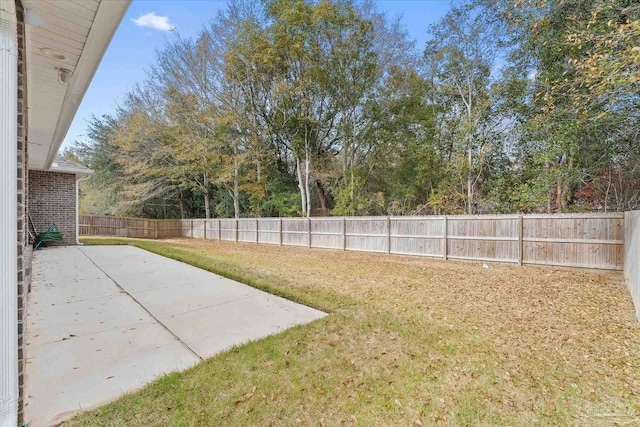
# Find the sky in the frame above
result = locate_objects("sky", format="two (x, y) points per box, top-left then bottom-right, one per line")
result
(62, 0), (453, 150)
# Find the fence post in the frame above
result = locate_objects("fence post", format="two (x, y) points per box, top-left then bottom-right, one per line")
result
(218, 218), (221, 241)
(279, 218), (283, 246)
(256, 218), (259, 244)
(443, 215), (448, 260)
(387, 216), (391, 254)
(154, 220), (158, 239)
(235, 218), (239, 242)
(125, 218), (129, 238)
(203, 219), (207, 240)
(518, 214), (524, 266)
(308, 217), (312, 248)
(191, 219), (194, 238)
(343, 217), (347, 251)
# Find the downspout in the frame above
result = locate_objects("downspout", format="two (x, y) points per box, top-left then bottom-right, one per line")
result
(0, 1), (18, 426)
(75, 175), (90, 244)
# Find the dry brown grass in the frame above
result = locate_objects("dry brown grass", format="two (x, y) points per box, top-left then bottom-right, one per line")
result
(69, 237), (640, 426)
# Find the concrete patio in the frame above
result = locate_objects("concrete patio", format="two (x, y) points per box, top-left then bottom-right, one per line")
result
(25, 245), (325, 426)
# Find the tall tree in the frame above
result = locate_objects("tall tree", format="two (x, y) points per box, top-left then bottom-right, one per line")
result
(424, 5), (503, 213)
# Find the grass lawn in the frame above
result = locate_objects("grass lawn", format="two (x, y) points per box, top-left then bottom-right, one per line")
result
(68, 237), (640, 426)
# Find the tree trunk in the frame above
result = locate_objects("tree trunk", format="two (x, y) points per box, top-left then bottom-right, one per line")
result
(556, 173), (563, 212)
(305, 148), (311, 217)
(204, 191), (211, 219)
(296, 156), (307, 216)
(562, 155), (574, 210)
(604, 167), (612, 212)
(350, 167), (355, 203)
(316, 181), (329, 215)
(178, 197), (186, 219)
(203, 175), (211, 219)
(545, 162), (552, 213)
(256, 159), (261, 183)
(467, 147), (473, 214)
(233, 157), (240, 219)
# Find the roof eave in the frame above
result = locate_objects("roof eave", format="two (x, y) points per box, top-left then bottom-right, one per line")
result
(43, 0), (131, 169)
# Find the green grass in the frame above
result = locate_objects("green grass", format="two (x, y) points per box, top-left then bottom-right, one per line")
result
(68, 237), (640, 426)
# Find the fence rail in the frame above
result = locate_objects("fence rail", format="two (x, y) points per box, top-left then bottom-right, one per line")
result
(79, 213), (625, 270)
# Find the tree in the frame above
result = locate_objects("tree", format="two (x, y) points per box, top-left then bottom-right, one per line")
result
(424, 5), (503, 213)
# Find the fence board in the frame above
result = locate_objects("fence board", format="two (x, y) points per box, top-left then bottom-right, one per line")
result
(625, 211), (640, 320)
(522, 215), (624, 269)
(190, 219), (205, 239)
(346, 217), (388, 253)
(219, 219), (237, 241)
(156, 220), (180, 238)
(78, 213), (625, 270)
(310, 217), (343, 249)
(391, 216), (444, 257)
(258, 218), (280, 245)
(447, 216), (519, 263)
(238, 219), (258, 243)
(203, 219), (219, 240)
(282, 218), (309, 247)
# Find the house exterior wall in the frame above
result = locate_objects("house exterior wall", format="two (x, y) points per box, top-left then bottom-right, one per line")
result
(16, 1), (29, 425)
(28, 170), (77, 246)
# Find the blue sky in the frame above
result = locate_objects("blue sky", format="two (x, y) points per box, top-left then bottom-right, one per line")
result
(63, 0), (453, 150)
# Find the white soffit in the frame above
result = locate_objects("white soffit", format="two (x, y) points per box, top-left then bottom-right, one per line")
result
(23, 0), (130, 170)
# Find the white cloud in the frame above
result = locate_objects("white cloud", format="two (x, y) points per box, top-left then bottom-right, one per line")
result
(132, 12), (175, 32)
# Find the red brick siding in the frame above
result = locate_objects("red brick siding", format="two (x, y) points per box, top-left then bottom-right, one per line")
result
(16, 1), (29, 424)
(28, 171), (77, 246)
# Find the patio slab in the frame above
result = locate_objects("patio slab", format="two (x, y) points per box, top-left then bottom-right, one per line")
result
(161, 292), (327, 358)
(26, 245), (325, 426)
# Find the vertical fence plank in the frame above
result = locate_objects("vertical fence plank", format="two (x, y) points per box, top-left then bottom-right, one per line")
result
(443, 216), (448, 260)
(625, 211), (640, 320)
(386, 216), (391, 254)
(518, 215), (523, 266)
(342, 217), (346, 251)
(308, 217), (312, 248)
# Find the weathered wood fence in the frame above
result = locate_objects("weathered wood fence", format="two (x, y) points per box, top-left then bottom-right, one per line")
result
(80, 213), (625, 270)
(624, 211), (640, 320)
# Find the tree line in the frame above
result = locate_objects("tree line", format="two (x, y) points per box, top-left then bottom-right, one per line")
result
(67, 0), (640, 219)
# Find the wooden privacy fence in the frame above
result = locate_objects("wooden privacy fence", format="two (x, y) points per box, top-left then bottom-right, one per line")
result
(624, 211), (640, 320)
(80, 213), (625, 270)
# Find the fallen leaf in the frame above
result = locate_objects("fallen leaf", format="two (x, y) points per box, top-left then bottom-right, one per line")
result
(234, 386), (257, 405)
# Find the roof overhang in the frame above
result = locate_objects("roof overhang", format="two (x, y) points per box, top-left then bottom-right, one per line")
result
(52, 156), (94, 178)
(23, 0), (130, 170)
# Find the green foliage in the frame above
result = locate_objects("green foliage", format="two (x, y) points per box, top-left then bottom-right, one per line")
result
(65, 115), (122, 215)
(260, 177), (302, 217)
(332, 174), (385, 216)
(70, 0), (640, 218)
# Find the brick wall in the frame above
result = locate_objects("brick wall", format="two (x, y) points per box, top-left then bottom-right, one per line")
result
(28, 170), (78, 246)
(16, 0), (29, 425)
